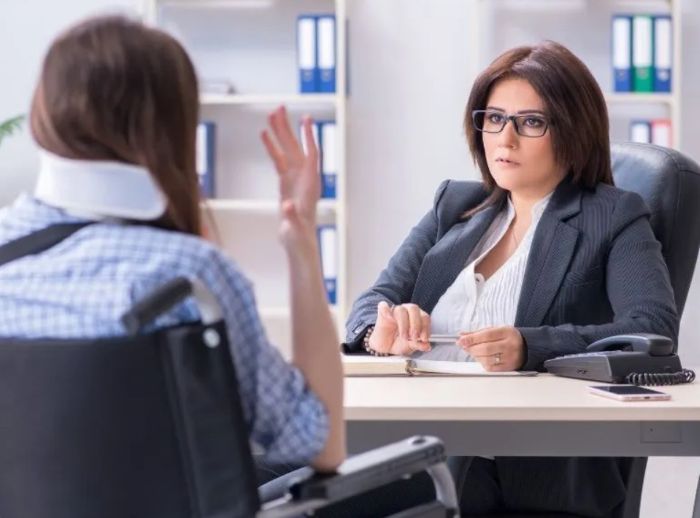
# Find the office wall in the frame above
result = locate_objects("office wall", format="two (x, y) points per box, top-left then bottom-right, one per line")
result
(0, 1), (698, 516)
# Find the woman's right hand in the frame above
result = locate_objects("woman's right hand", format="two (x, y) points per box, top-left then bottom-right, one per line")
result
(368, 301), (432, 356)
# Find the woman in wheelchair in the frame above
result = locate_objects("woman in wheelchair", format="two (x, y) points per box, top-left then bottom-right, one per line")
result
(0, 15), (345, 474)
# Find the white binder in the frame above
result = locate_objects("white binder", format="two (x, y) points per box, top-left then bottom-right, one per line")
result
(300, 121), (320, 154)
(297, 16), (317, 92)
(632, 15), (653, 92)
(320, 121), (337, 199)
(653, 15), (673, 92)
(629, 120), (651, 144)
(316, 15), (336, 92)
(196, 122), (215, 198)
(651, 119), (672, 148)
(318, 225), (337, 304)
(612, 15), (632, 92)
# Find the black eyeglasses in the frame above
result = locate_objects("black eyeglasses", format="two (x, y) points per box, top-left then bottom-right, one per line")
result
(472, 109), (550, 138)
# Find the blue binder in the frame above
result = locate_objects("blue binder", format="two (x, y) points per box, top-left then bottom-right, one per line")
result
(299, 120), (322, 187)
(297, 15), (317, 93)
(196, 121), (216, 198)
(316, 15), (336, 93)
(611, 15), (633, 92)
(317, 225), (337, 304)
(653, 15), (672, 92)
(319, 121), (337, 199)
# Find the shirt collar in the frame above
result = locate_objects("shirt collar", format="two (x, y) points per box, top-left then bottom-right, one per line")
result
(505, 190), (554, 222)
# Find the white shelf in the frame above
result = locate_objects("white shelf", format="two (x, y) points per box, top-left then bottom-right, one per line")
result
(605, 93), (677, 105)
(202, 198), (337, 214)
(200, 93), (339, 106)
(148, 0), (349, 342)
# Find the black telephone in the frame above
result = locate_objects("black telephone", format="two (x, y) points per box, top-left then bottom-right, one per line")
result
(544, 333), (696, 385)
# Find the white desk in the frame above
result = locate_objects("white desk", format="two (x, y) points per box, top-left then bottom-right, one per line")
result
(344, 372), (700, 457)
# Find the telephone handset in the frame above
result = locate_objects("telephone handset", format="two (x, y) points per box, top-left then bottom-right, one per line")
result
(585, 333), (674, 356)
(544, 333), (696, 385)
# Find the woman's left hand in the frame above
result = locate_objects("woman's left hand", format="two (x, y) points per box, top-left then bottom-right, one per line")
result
(261, 106), (320, 248)
(457, 326), (525, 371)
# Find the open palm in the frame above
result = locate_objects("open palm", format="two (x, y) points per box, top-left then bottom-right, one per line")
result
(261, 106), (320, 245)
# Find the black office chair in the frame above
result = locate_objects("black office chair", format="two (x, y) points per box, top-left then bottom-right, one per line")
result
(0, 271), (458, 516)
(479, 143), (700, 518)
(612, 142), (700, 318)
(608, 142), (700, 518)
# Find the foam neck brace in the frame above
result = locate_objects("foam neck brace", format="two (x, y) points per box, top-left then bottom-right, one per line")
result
(35, 150), (167, 221)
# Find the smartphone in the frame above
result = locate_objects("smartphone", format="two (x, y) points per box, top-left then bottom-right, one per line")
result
(588, 385), (671, 402)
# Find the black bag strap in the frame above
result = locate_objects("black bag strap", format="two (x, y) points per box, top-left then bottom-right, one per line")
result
(0, 223), (91, 268)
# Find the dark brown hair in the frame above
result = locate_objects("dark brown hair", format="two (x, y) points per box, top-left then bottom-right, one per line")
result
(30, 15), (201, 235)
(464, 41), (613, 214)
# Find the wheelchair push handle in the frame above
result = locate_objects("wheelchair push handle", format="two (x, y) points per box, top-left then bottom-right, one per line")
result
(121, 277), (223, 334)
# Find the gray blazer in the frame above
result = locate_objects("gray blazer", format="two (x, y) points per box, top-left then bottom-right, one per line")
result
(343, 177), (679, 515)
(344, 177), (678, 370)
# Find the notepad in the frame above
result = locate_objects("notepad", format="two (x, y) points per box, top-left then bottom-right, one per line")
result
(342, 355), (538, 377)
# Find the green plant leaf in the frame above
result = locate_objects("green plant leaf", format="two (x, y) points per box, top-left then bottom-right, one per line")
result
(0, 115), (26, 147)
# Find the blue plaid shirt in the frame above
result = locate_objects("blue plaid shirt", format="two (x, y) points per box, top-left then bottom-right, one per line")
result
(0, 194), (328, 465)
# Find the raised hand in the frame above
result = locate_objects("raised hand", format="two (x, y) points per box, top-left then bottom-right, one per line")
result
(261, 106), (320, 248)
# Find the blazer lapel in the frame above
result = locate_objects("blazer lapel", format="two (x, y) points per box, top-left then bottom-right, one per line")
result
(515, 180), (582, 327)
(412, 202), (501, 312)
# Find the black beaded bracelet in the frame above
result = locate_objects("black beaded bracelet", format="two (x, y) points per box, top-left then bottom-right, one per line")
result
(363, 325), (390, 356)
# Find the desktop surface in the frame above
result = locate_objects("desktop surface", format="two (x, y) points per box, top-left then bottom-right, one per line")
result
(344, 370), (700, 421)
(343, 369), (700, 456)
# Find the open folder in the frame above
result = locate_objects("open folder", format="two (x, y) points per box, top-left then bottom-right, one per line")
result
(342, 355), (538, 377)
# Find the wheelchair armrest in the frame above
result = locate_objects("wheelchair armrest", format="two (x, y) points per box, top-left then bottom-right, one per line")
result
(290, 435), (454, 504)
(259, 436), (458, 518)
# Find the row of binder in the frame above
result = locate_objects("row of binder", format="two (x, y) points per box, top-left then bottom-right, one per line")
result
(629, 119), (672, 148)
(318, 225), (337, 305)
(196, 119), (338, 202)
(297, 15), (336, 93)
(301, 121), (337, 199)
(612, 14), (672, 92)
(196, 122), (338, 304)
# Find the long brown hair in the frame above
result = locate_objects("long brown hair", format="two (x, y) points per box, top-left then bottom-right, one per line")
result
(463, 41), (613, 216)
(30, 15), (201, 235)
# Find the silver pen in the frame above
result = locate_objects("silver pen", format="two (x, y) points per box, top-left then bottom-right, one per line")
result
(426, 334), (461, 344)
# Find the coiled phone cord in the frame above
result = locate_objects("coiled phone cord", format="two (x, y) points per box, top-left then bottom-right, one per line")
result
(625, 369), (696, 386)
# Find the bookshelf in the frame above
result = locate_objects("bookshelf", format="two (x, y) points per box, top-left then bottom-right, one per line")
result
(475, 0), (683, 149)
(144, 0), (348, 358)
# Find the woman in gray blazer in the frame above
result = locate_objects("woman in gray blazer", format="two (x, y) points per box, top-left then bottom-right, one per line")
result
(343, 41), (678, 517)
